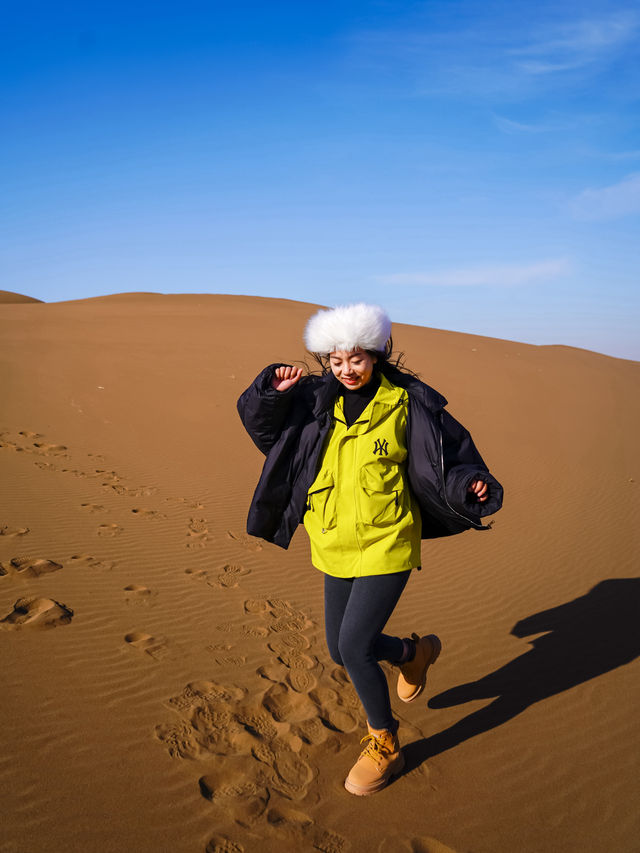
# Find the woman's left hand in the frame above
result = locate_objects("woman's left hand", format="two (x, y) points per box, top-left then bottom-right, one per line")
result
(468, 479), (488, 502)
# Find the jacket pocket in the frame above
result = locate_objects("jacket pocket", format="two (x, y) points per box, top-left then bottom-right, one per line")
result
(306, 469), (337, 531)
(359, 464), (404, 526)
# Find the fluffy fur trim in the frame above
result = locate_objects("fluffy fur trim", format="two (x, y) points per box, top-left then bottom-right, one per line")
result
(304, 303), (392, 354)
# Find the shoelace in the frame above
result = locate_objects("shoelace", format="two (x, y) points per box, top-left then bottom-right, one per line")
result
(358, 733), (393, 766)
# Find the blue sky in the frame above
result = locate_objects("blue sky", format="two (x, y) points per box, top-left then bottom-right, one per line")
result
(2, 0), (639, 359)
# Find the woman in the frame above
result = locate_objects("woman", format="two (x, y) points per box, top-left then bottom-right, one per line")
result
(238, 303), (503, 796)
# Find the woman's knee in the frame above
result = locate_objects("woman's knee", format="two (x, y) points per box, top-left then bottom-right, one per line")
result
(337, 634), (372, 672)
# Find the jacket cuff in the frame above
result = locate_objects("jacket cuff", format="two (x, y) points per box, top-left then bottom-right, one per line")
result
(446, 466), (504, 518)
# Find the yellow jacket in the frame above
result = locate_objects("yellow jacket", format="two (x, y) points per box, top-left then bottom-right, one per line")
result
(303, 374), (422, 577)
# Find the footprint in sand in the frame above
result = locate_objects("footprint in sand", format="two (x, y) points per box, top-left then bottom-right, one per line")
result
(32, 441), (68, 455)
(269, 751), (315, 801)
(292, 716), (329, 746)
(0, 432), (59, 455)
(131, 508), (166, 519)
(261, 682), (318, 724)
(225, 530), (263, 552)
(242, 624), (270, 639)
(97, 523), (124, 537)
(80, 503), (106, 513)
(0, 597), (73, 630)
(378, 839), (459, 853)
(212, 564), (251, 589)
(123, 584), (157, 605)
(0, 557), (63, 579)
(81, 468), (113, 480)
(268, 633), (310, 653)
(206, 647), (248, 666)
(158, 676), (317, 802)
(105, 483), (157, 497)
(243, 600), (319, 690)
(267, 807), (350, 851)
(156, 601), (353, 832)
(199, 757), (271, 824)
(269, 614), (311, 633)
(267, 805), (313, 831)
(57, 467), (86, 478)
(68, 554), (115, 572)
(0, 525), (29, 538)
(169, 496), (206, 511)
(244, 599), (270, 615)
(184, 567), (208, 580)
(186, 517), (209, 549)
(165, 680), (246, 712)
(287, 669), (318, 694)
(155, 721), (201, 759)
(256, 663), (283, 683)
(124, 631), (169, 660)
(312, 829), (351, 853)
(276, 648), (316, 670)
(205, 835), (245, 853)
(309, 687), (359, 734)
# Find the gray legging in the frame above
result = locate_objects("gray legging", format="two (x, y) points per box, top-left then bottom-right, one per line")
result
(324, 570), (412, 731)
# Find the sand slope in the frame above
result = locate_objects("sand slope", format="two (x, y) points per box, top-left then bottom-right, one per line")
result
(0, 293), (638, 853)
(0, 289), (43, 304)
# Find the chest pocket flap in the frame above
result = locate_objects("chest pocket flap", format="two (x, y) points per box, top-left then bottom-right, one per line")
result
(359, 463), (405, 525)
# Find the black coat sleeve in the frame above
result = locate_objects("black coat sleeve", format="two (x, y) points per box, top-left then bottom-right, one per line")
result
(440, 410), (504, 519)
(237, 364), (298, 455)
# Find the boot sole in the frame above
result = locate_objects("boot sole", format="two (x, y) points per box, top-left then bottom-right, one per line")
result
(398, 634), (442, 703)
(343, 751), (405, 796)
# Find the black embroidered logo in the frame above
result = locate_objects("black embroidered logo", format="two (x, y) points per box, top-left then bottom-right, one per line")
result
(373, 438), (389, 456)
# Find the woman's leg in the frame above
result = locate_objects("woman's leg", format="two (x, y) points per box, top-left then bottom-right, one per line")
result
(335, 571), (411, 731)
(324, 575), (356, 665)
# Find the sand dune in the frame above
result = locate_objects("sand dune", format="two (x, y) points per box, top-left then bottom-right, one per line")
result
(0, 289), (43, 304)
(1, 293), (638, 853)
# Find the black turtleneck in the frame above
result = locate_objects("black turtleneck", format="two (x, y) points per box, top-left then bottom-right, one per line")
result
(340, 373), (381, 427)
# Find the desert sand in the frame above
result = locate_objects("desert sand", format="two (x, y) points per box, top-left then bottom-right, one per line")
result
(1, 291), (638, 853)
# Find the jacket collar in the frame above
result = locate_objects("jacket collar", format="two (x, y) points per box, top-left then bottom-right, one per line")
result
(333, 373), (406, 432)
(309, 364), (448, 417)
(381, 364), (448, 412)
(311, 371), (341, 418)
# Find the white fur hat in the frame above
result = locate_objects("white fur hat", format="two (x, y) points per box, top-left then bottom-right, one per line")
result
(304, 303), (392, 354)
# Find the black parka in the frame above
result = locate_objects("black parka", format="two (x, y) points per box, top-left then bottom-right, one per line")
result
(237, 363), (503, 549)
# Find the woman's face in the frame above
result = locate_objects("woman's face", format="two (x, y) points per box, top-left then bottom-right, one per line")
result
(329, 349), (377, 390)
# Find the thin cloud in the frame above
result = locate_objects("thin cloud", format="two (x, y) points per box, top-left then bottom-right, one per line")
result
(492, 113), (571, 134)
(512, 13), (638, 76)
(379, 259), (572, 288)
(570, 172), (640, 220)
(346, 10), (638, 99)
(493, 115), (549, 134)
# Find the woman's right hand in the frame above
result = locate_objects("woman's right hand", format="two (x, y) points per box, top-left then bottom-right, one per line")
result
(271, 365), (303, 392)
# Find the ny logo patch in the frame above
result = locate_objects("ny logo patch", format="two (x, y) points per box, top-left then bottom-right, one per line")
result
(373, 438), (389, 456)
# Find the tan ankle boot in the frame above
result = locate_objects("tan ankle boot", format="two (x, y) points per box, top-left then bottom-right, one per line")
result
(344, 723), (404, 796)
(397, 633), (441, 702)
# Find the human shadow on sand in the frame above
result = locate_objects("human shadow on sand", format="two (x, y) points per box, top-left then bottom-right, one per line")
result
(402, 578), (640, 769)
